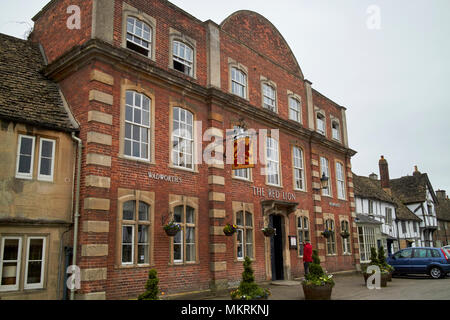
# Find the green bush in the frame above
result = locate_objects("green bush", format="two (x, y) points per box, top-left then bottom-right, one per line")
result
(138, 269), (160, 300)
(303, 249), (334, 287)
(230, 257), (270, 300)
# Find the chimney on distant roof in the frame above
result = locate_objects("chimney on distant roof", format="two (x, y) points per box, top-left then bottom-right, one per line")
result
(413, 165), (421, 177)
(369, 173), (378, 180)
(436, 190), (446, 199)
(379, 155), (391, 195)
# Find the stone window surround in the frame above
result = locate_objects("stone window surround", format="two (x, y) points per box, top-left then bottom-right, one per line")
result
(339, 216), (352, 255)
(228, 58), (249, 101)
(260, 76), (278, 113)
(330, 115), (341, 142)
(335, 159), (347, 201)
(119, 79), (156, 165)
(314, 106), (327, 137)
(320, 156), (333, 198)
(295, 211), (310, 257)
(0, 234), (49, 292)
(324, 214), (337, 256)
(291, 144), (307, 192)
(168, 194), (199, 265)
(232, 202), (255, 262)
(264, 135), (283, 188)
(168, 27), (197, 79)
(287, 91), (303, 124)
(121, 2), (157, 61)
(116, 188), (155, 268)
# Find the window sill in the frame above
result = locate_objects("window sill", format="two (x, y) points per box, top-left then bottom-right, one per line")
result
(119, 154), (155, 166)
(266, 183), (283, 189)
(232, 176), (252, 183)
(15, 175), (33, 181)
(117, 264), (154, 269)
(122, 46), (155, 62)
(168, 164), (198, 174)
(168, 261), (199, 267)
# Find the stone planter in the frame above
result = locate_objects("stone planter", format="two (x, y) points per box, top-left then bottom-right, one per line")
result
(302, 283), (333, 300)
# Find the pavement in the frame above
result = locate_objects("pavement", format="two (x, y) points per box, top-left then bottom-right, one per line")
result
(199, 272), (450, 300)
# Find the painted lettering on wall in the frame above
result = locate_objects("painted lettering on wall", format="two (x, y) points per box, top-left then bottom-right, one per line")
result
(252, 186), (296, 201)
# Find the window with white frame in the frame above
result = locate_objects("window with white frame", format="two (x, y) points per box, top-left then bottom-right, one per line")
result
(385, 208), (393, 225)
(37, 138), (55, 182)
(332, 121), (340, 141)
(336, 162), (346, 200)
(125, 91), (151, 161)
(297, 216), (310, 256)
(293, 146), (305, 191)
(289, 97), (301, 123)
(320, 157), (331, 196)
(24, 237), (45, 289)
(341, 221), (351, 254)
(262, 83), (276, 112)
(236, 210), (253, 260)
(266, 137), (280, 186)
(172, 107), (194, 170)
(15, 135), (35, 179)
(358, 226), (376, 263)
(0, 237), (22, 291)
(126, 16), (152, 57)
(172, 41), (193, 76)
(173, 205), (196, 263)
(325, 219), (336, 255)
(231, 67), (247, 99)
(232, 126), (250, 180)
(368, 200), (374, 215)
(316, 113), (326, 135)
(121, 200), (151, 265)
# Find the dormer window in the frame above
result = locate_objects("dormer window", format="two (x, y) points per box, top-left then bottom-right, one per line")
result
(126, 17), (152, 57)
(172, 41), (193, 76)
(316, 113), (326, 135)
(332, 121), (340, 141)
(262, 83), (276, 112)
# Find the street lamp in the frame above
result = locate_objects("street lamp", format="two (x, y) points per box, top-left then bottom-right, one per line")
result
(320, 173), (329, 190)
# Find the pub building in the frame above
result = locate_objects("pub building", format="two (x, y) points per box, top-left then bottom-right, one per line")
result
(28, 0), (359, 299)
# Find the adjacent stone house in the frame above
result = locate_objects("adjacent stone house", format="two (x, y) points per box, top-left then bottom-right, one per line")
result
(0, 33), (79, 299)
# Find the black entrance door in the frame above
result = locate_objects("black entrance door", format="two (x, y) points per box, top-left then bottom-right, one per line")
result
(270, 215), (284, 280)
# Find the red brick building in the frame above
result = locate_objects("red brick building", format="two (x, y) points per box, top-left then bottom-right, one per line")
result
(30, 0), (359, 299)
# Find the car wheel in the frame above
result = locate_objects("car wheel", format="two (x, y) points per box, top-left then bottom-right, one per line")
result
(429, 267), (442, 279)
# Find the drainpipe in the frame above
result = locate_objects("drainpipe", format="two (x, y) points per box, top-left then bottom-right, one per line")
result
(70, 132), (82, 300)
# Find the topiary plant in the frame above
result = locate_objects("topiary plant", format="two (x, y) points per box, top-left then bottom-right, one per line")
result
(138, 269), (160, 300)
(230, 256), (270, 300)
(303, 249), (334, 287)
(369, 247), (379, 266)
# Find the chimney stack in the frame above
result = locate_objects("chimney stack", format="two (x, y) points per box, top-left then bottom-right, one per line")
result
(379, 155), (391, 194)
(436, 190), (446, 199)
(369, 173), (378, 180)
(413, 165), (421, 177)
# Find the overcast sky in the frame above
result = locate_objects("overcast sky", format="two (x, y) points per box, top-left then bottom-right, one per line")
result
(1, 0), (449, 194)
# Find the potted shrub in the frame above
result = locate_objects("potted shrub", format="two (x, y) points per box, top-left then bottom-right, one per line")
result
(378, 246), (394, 282)
(321, 229), (333, 239)
(138, 269), (160, 300)
(301, 250), (335, 300)
(261, 227), (276, 237)
(163, 221), (181, 236)
(230, 256), (271, 300)
(223, 223), (237, 236)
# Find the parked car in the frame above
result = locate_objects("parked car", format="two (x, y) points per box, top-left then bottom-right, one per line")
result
(387, 247), (450, 279)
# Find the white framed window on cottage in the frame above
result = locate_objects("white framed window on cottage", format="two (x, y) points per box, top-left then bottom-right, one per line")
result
(124, 91), (151, 161)
(0, 237), (22, 292)
(37, 138), (55, 182)
(24, 237), (46, 290)
(15, 135), (36, 180)
(126, 16), (152, 57)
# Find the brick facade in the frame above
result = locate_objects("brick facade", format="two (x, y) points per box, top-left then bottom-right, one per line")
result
(31, 0), (359, 299)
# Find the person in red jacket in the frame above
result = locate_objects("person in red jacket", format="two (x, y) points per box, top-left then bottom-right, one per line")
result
(303, 240), (313, 275)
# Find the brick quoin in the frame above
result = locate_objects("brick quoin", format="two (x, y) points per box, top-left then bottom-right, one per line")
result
(30, 0), (359, 299)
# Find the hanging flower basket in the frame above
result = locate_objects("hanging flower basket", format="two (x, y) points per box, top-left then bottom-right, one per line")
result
(340, 231), (350, 239)
(321, 229), (333, 239)
(261, 227), (276, 237)
(163, 221), (181, 237)
(223, 224), (237, 236)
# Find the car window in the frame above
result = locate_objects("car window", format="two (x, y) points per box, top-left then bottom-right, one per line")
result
(431, 249), (441, 258)
(414, 249), (428, 258)
(398, 249), (412, 258)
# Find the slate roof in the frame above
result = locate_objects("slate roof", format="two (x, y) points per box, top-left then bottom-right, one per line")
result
(0, 33), (77, 132)
(436, 198), (450, 222)
(353, 173), (421, 222)
(389, 173), (434, 204)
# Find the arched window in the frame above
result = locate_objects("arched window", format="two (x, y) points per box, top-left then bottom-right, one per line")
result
(297, 216), (310, 256)
(341, 220), (351, 254)
(172, 40), (194, 76)
(173, 205), (196, 263)
(236, 210), (254, 260)
(332, 121), (340, 141)
(325, 219), (336, 255)
(231, 67), (247, 98)
(126, 16), (152, 57)
(262, 83), (276, 112)
(124, 91), (151, 160)
(316, 112), (326, 135)
(121, 200), (151, 265)
(172, 107), (194, 170)
(266, 137), (280, 186)
(289, 97), (301, 123)
(293, 146), (305, 191)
